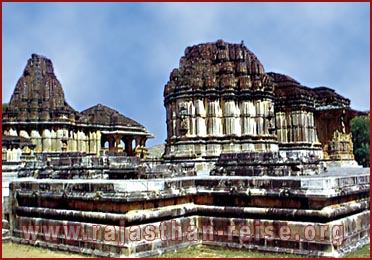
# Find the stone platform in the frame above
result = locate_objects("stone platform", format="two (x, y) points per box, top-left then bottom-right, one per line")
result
(8, 169), (370, 257)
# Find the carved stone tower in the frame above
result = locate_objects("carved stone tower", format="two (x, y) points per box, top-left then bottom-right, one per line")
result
(163, 40), (278, 163)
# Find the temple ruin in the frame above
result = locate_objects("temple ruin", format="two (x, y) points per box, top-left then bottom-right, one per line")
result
(163, 40), (361, 170)
(2, 41), (369, 258)
(2, 54), (153, 159)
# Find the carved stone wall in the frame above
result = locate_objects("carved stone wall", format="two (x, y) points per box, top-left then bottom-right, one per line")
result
(164, 40), (278, 161)
(270, 72), (323, 159)
(324, 130), (354, 161)
(2, 54), (153, 156)
(270, 72), (363, 162)
(315, 108), (363, 164)
(164, 42), (362, 163)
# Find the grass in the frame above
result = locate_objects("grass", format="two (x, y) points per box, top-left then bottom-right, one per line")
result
(158, 244), (370, 258)
(2, 242), (370, 258)
(343, 243), (370, 258)
(157, 245), (307, 258)
(1, 242), (87, 258)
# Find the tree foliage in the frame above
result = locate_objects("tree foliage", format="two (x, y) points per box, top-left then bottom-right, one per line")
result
(2, 103), (8, 112)
(350, 114), (370, 167)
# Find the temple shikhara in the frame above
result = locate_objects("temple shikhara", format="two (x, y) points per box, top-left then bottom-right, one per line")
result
(2, 40), (369, 258)
(163, 40), (359, 168)
(2, 54), (153, 160)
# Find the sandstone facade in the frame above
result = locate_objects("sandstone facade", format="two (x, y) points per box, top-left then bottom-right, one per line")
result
(164, 40), (278, 162)
(164, 40), (362, 166)
(3, 42), (370, 258)
(2, 54), (153, 158)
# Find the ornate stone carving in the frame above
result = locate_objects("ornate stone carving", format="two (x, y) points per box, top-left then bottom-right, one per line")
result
(3, 54), (153, 157)
(164, 40), (277, 161)
(164, 42), (362, 163)
(325, 130), (354, 161)
(178, 102), (189, 135)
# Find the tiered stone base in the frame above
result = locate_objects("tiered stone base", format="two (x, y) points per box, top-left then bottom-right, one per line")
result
(8, 171), (370, 257)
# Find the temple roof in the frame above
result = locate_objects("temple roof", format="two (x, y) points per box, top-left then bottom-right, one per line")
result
(80, 104), (145, 128)
(3, 54), (154, 139)
(313, 86), (350, 107)
(267, 72), (301, 87)
(269, 72), (350, 109)
(268, 72), (315, 98)
(3, 54), (79, 123)
(164, 39), (267, 96)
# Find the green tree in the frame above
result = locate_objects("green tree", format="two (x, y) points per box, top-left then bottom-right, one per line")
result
(350, 114), (370, 167)
(2, 103), (8, 112)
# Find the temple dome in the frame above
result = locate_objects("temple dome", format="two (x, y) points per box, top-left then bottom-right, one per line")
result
(164, 40), (267, 96)
(80, 103), (145, 128)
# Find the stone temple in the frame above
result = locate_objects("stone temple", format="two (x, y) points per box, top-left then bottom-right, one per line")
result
(163, 40), (360, 170)
(2, 41), (369, 258)
(2, 54), (153, 159)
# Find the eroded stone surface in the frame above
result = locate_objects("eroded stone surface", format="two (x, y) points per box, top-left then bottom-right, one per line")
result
(3, 41), (370, 258)
(8, 171), (370, 257)
(164, 41), (364, 165)
(164, 40), (277, 161)
(2, 54), (153, 157)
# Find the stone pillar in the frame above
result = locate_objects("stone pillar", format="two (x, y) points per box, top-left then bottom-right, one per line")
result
(241, 100), (256, 136)
(250, 101), (257, 135)
(166, 103), (174, 139)
(80, 131), (89, 153)
(288, 114), (294, 142)
(96, 131), (101, 156)
(302, 112), (307, 142)
(188, 101), (196, 137)
(86, 134), (90, 153)
(207, 99), (223, 136)
(19, 130), (30, 139)
(255, 100), (264, 136)
(77, 131), (81, 152)
(50, 129), (57, 152)
(68, 130), (77, 152)
(276, 112), (288, 143)
(76, 131), (87, 153)
(42, 129), (52, 152)
(262, 100), (269, 135)
(291, 111), (298, 142)
(11, 148), (17, 161)
(6, 149), (11, 161)
(240, 101), (249, 135)
(195, 99), (207, 137)
(295, 112), (301, 142)
(16, 148), (22, 161)
(8, 128), (18, 136)
(89, 131), (96, 154)
(171, 103), (177, 138)
(307, 112), (317, 144)
(224, 100), (240, 136)
(224, 100), (233, 135)
(124, 138), (133, 155)
(114, 134), (123, 151)
(56, 129), (62, 152)
(234, 101), (242, 136)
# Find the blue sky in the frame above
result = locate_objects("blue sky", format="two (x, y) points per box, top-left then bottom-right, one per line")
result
(2, 2), (370, 146)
